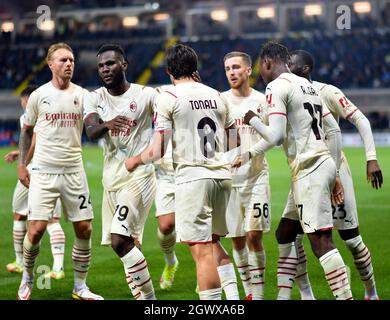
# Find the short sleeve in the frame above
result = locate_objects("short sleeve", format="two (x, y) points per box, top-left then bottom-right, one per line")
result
(265, 79), (288, 117)
(83, 90), (99, 121)
(154, 92), (175, 131)
(23, 90), (39, 128)
(322, 85), (358, 120)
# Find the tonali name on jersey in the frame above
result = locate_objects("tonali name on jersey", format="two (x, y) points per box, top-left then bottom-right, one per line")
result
(190, 99), (218, 110)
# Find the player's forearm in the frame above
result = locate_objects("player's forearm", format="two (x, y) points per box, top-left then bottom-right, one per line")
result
(25, 133), (36, 165)
(249, 117), (284, 146)
(248, 138), (275, 157)
(18, 127), (34, 167)
(349, 111), (377, 161)
(85, 122), (109, 141)
(326, 130), (342, 171)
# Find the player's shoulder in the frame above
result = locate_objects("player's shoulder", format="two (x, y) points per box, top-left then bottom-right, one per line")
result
(250, 88), (266, 99)
(33, 82), (51, 95)
(313, 81), (342, 97)
(268, 72), (296, 90)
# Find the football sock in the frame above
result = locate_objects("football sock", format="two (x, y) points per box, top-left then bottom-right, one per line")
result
(72, 237), (91, 291)
(232, 247), (251, 296)
(122, 246), (155, 300)
(124, 264), (142, 300)
(157, 228), (177, 266)
(199, 287), (222, 300)
(22, 235), (40, 280)
(277, 242), (297, 300)
(344, 235), (378, 299)
(47, 222), (65, 271)
(13, 220), (27, 265)
(294, 234), (315, 300)
(319, 248), (353, 300)
(248, 250), (265, 300)
(217, 263), (239, 300)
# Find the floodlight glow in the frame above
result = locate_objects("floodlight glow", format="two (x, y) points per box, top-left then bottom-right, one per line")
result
(39, 20), (55, 31)
(210, 9), (228, 21)
(304, 4), (322, 16)
(257, 7), (275, 19)
(354, 1), (371, 14)
(1, 21), (14, 32)
(123, 16), (139, 28)
(154, 13), (170, 21)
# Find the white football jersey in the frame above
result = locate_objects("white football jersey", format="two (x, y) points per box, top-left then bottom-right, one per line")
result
(265, 73), (330, 178)
(83, 84), (158, 191)
(155, 82), (234, 184)
(23, 82), (86, 173)
(222, 88), (269, 187)
(312, 81), (358, 123)
(153, 85), (175, 177)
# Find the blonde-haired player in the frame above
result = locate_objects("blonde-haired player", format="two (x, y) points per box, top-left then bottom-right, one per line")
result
(5, 85), (66, 280)
(17, 43), (101, 300)
(222, 52), (271, 300)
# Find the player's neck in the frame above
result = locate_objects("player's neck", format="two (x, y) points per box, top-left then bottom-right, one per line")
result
(272, 64), (290, 81)
(231, 84), (251, 98)
(51, 76), (71, 90)
(173, 77), (194, 85)
(108, 81), (130, 96)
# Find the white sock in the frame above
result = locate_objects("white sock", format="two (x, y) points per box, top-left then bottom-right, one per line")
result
(345, 235), (377, 299)
(199, 287), (222, 300)
(320, 248), (353, 300)
(277, 242), (297, 300)
(248, 250), (266, 300)
(232, 247), (251, 296)
(294, 234), (315, 300)
(217, 263), (239, 300)
(122, 246), (155, 300)
(47, 223), (65, 272)
(157, 228), (177, 266)
(124, 264), (142, 300)
(22, 235), (40, 279)
(13, 220), (27, 265)
(72, 237), (91, 291)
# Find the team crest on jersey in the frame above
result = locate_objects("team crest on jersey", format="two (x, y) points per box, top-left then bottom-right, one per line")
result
(129, 101), (137, 112)
(74, 97), (80, 107)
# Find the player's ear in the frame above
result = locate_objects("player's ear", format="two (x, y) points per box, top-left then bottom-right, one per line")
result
(122, 61), (128, 72)
(247, 66), (252, 77)
(302, 65), (310, 75)
(264, 58), (272, 71)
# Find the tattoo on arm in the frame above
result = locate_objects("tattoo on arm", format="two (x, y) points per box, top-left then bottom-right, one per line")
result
(19, 127), (34, 166)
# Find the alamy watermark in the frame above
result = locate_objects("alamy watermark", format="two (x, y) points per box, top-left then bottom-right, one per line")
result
(336, 5), (351, 30)
(36, 5), (51, 30)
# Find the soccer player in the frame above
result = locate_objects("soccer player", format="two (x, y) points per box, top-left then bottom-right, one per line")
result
(153, 84), (179, 291)
(83, 44), (157, 300)
(17, 43), (102, 300)
(125, 44), (239, 300)
(240, 42), (353, 300)
(5, 85), (66, 280)
(222, 52), (271, 300)
(289, 49), (383, 300)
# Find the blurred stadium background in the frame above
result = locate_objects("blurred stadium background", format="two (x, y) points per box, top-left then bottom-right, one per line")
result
(0, 0), (389, 300)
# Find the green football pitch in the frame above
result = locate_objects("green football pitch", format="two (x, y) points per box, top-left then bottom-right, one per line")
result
(0, 146), (388, 300)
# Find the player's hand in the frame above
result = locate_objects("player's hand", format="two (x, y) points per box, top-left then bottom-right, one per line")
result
(125, 156), (139, 172)
(231, 152), (251, 169)
(331, 175), (344, 207)
(18, 165), (30, 188)
(243, 110), (257, 125)
(4, 150), (19, 163)
(191, 71), (202, 83)
(104, 115), (132, 132)
(367, 160), (383, 189)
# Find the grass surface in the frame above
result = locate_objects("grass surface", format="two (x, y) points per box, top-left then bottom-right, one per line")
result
(0, 146), (388, 300)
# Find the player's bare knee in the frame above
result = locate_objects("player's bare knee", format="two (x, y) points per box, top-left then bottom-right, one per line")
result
(308, 230), (335, 258)
(14, 213), (27, 221)
(111, 234), (134, 257)
(28, 226), (46, 244)
(158, 221), (175, 235)
(74, 220), (92, 239)
(246, 231), (262, 250)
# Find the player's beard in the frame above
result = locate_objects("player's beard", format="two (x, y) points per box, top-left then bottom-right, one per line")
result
(102, 73), (123, 89)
